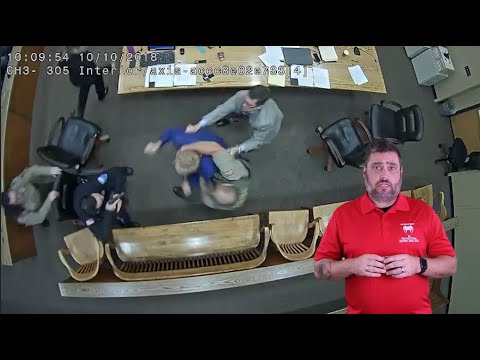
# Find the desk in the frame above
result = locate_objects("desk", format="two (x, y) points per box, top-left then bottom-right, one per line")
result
(117, 46), (387, 95)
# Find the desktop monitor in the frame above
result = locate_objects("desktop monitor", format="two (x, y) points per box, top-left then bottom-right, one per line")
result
(148, 46), (175, 51)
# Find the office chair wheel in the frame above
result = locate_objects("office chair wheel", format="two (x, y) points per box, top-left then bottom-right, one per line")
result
(315, 126), (323, 134)
(99, 134), (110, 142)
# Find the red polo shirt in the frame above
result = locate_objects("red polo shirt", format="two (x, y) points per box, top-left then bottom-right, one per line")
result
(314, 193), (456, 314)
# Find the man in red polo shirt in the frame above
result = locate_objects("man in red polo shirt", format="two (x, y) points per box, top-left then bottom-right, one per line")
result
(313, 140), (457, 314)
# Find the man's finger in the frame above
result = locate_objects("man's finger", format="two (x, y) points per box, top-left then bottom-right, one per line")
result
(383, 255), (405, 263)
(387, 266), (405, 276)
(368, 266), (387, 274)
(371, 260), (386, 268)
(384, 261), (402, 270)
(368, 254), (385, 262)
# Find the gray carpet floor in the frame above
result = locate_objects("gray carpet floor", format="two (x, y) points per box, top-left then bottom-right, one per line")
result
(1, 46), (454, 313)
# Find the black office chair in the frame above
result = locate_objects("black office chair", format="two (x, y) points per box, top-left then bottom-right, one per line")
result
(435, 138), (480, 175)
(37, 115), (110, 175)
(307, 117), (373, 171)
(369, 100), (424, 144)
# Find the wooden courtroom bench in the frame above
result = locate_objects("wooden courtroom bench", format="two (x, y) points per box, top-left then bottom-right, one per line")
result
(105, 215), (270, 281)
(58, 187), (459, 305)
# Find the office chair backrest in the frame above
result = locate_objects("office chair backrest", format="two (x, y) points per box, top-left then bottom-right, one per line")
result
(449, 138), (468, 168)
(57, 117), (101, 160)
(395, 105), (424, 141)
(323, 119), (364, 155)
(322, 118), (366, 167)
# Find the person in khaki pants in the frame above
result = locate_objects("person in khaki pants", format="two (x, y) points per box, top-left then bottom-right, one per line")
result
(0, 165), (62, 227)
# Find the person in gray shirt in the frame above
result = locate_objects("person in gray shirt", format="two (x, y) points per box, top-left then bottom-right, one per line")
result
(186, 85), (284, 156)
(1, 165), (61, 226)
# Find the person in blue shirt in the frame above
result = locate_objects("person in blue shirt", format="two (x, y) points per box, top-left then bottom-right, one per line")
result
(144, 126), (228, 199)
(73, 166), (139, 241)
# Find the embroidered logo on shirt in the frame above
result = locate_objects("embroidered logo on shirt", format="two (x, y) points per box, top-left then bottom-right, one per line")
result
(399, 222), (419, 243)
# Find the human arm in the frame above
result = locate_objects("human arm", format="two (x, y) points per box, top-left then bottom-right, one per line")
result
(16, 191), (59, 226)
(144, 128), (178, 155)
(186, 92), (243, 133)
(180, 141), (225, 156)
(104, 167), (128, 195)
(10, 166), (61, 188)
(238, 124), (274, 153)
(384, 209), (457, 279)
(313, 210), (386, 280)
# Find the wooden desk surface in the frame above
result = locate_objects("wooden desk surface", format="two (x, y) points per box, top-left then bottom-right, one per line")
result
(117, 46), (386, 95)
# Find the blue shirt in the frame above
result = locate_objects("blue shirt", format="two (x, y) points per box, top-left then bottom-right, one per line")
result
(160, 127), (228, 188)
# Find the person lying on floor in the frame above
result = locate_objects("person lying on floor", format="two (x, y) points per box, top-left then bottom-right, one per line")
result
(73, 166), (139, 242)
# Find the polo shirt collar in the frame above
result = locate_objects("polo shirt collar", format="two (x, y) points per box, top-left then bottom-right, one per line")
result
(360, 192), (410, 214)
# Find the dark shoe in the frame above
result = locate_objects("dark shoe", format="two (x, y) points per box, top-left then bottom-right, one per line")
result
(72, 219), (86, 227)
(40, 219), (50, 227)
(216, 118), (231, 127)
(98, 86), (109, 101)
(173, 186), (186, 199)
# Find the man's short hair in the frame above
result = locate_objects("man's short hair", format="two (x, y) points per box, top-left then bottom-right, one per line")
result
(0, 191), (10, 207)
(364, 139), (402, 166)
(1, 191), (24, 219)
(65, 46), (86, 54)
(81, 195), (99, 216)
(175, 150), (200, 175)
(248, 85), (271, 106)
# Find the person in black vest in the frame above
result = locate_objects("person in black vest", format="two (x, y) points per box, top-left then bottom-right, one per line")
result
(58, 46), (110, 118)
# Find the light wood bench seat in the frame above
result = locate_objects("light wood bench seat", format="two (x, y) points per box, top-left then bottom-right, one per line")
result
(105, 215), (270, 281)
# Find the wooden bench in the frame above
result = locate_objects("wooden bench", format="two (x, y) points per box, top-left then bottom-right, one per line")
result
(312, 201), (348, 236)
(268, 209), (320, 261)
(58, 228), (104, 282)
(105, 215), (270, 281)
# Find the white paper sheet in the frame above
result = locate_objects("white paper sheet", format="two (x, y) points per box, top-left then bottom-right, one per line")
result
(312, 68), (331, 89)
(174, 64), (197, 86)
(268, 72), (286, 87)
(290, 64), (314, 87)
(348, 65), (368, 85)
(265, 46), (285, 60)
(154, 64), (174, 88)
(318, 46), (338, 62)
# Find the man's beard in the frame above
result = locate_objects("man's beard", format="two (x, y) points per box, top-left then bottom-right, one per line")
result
(364, 174), (401, 204)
